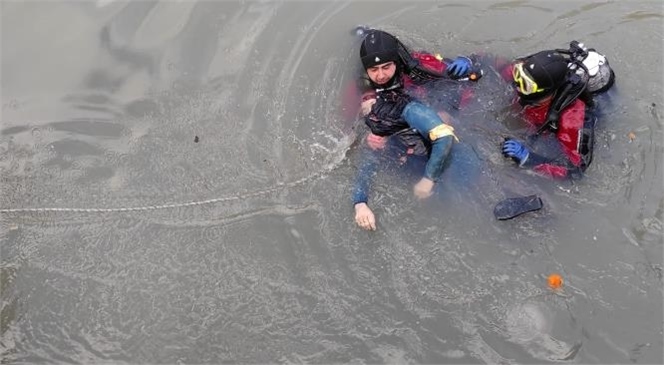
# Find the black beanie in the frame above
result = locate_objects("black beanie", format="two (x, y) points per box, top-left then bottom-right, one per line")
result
(360, 30), (400, 69)
(520, 51), (569, 91)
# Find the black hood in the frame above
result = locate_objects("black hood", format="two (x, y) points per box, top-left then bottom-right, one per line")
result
(520, 51), (569, 91)
(360, 30), (401, 69)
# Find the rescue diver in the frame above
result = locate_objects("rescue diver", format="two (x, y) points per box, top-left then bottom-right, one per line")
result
(350, 28), (481, 231)
(490, 42), (616, 179)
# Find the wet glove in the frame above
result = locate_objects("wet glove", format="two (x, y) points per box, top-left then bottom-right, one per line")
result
(447, 56), (472, 78)
(502, 139), (530, 166)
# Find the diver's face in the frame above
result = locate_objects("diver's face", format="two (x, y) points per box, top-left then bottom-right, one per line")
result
(366, 61), (396, 85)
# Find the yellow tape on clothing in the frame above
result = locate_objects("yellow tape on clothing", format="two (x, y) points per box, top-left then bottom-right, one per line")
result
(428, 123), (459, 142)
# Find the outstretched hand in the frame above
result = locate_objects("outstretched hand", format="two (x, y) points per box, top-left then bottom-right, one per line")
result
(354, 203), (376, 231)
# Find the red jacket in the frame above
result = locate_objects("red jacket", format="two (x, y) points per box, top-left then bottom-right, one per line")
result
(502, 63), (595, 179)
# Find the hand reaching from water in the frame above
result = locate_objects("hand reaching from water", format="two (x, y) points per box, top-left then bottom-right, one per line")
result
(354, 203), (376, 231)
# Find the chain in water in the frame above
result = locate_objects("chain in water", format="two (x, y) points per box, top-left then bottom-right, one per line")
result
(0, 173), (322, 214)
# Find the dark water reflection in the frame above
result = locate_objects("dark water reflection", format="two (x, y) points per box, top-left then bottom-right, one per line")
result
(1, 1), (662, 363)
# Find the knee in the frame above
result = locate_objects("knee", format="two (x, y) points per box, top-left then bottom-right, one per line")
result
(402, 102), (442, 132)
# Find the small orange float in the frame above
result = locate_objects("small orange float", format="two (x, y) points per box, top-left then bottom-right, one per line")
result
(547, 273), (563, 289)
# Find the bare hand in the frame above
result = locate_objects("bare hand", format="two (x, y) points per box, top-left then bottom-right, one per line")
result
(354, 203), (376, 231)
(413, 177), (435, 200)
(361, 98), (376, 116)
(366, 133), (387, 150)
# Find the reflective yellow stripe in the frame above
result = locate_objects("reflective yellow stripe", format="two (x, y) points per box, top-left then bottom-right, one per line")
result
(428, 124), (459, 142)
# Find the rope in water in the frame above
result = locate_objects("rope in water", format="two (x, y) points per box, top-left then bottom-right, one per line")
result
(0, 173), (321, 214)
(0, 120), (356, 215)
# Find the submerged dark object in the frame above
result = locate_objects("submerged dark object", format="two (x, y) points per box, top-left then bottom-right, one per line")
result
(494, 195), (543, 220)
(194, 135), (199, 143)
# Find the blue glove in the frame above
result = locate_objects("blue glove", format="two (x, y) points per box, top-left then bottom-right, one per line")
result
(502, 139), (530, 165)
(447, 56), (472, 78)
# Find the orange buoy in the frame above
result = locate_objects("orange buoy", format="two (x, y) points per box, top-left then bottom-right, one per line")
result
(547, 273), (563, 289)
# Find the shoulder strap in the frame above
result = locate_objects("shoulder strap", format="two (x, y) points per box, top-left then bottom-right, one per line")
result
(537, 74), (588, 134)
